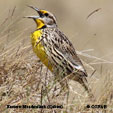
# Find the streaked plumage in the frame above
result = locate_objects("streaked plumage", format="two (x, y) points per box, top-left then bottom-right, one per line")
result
(26, 5), (93, 97)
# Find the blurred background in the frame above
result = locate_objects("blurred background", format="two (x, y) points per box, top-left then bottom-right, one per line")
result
(0, 0), (113, 73)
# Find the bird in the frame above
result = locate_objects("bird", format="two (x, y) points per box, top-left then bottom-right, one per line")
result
(25, 5), (93, 97)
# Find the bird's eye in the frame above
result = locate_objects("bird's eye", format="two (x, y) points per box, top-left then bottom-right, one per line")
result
(45, 13), (49, 17)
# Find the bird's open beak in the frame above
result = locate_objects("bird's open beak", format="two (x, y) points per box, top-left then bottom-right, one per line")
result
(27, 5), (40, 12)
(24, 15), (39, 19)
(27, 5), (43, 17)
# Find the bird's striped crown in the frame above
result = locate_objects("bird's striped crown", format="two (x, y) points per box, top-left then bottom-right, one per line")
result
(26, 5), (57, 29)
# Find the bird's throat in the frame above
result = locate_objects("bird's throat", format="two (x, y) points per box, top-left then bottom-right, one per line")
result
(35, 19), (45, 29)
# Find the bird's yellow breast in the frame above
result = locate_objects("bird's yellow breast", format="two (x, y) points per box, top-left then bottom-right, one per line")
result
(31, 30), (53, 71)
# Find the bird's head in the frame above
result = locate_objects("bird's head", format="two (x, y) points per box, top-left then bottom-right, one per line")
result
(25, 5), (57, 29)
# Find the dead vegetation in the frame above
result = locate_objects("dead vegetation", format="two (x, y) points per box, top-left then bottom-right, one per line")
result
(0, 8), (113, 113)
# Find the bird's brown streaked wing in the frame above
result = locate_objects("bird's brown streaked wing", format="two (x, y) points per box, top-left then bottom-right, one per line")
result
(52, 28), (87, 76)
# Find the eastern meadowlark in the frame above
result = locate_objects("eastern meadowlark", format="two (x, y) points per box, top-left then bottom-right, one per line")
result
(26, 5), (92, 96)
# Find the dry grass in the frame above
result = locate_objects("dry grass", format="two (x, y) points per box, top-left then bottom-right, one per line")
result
(0, 8), (113, 113)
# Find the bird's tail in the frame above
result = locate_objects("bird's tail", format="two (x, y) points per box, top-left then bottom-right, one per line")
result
(77, 77), (95, 101)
